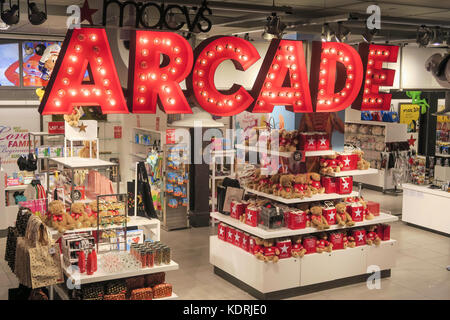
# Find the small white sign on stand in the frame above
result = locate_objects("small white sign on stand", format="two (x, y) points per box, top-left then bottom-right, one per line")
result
(64, 120), (99, 158)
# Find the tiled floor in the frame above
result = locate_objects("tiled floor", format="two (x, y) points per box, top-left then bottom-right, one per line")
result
(0, 190), (449, 300)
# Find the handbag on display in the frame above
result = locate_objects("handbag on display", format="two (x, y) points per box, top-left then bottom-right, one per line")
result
(222, 187), (245, 213)
(14, 215), (63, 289)
(217, 178), (241, 214)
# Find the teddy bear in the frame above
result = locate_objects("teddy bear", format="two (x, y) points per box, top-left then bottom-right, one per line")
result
(285, 131), (298, 152)
(47, 200), (75, 233)
(79, 140), (97, 158)
(63, 106), (83, 127)
(358, 198), (374, 220)
(354, 150), (370, 170)
(70, 202), (92, 229)
(307, 172), (325, 194)
(279, 174), (295, 198)
(278, 129), (289, 152)
(309, 205), (330, 230)
(261, 239), (280, 263)
(366, 226), (381, 246)
(316, 233), (333, 253)
(292, 174), (311, 198)
(253, 237), (265, 259)
(335, 202), (355, 227)
(346, 233), (356, 248)
(291, 236), (307, 258)
(319, 154), (343, 175)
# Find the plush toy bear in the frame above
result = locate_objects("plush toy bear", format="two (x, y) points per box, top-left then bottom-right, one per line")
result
(261, 239), (280, 263)
(253, 237), (265, 259)
(63, 106), (83, 127)
(366, 226), (381, 246)
(70, 202), (93, 229)
(285, 131), (298, 152)
(346, 234), (356, 248)
(319, 154), (343, 175)
(47, 200), (75, 233)
(290, 236), (307, 258)
(79, 140), (97, 158)
(278, 129), (289, 152)
(308, 173), (325, 194)
(316, 233), (333, 253)
(359, 198), (374, 220)
(335, 202), (355, 227)
(354, 150), (370, 170)
(85, 201), (98, 227)
(279, 174), (294, 198)
(309, 205), (330, 230)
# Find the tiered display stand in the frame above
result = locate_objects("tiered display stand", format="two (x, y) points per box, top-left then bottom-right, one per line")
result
(209, 146), (398, 299)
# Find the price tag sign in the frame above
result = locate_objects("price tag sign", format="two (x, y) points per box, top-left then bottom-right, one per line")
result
(293, 151), (305, 162)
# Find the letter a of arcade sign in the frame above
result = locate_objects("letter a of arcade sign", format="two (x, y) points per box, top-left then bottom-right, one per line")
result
(39, 27), (399, 116)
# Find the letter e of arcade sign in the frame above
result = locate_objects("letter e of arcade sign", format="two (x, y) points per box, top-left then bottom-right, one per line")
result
(39, 27), (400, 116)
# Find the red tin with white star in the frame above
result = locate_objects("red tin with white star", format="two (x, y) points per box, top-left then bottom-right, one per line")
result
(347, 202), (364, 222)
(233, 229), (243, 247)
(217, 222), (227, 241)
(329, 232), (344, 250)
(244, 206), (260, 227)
(287, 210), (307, 229)
(230, 201), (247, 219)
(315, 132), (330, 150)
(367, 201), (380, 216)
(321, 176), (336, 193)
(240, 232), (250, 252)
(352, 229), (366, 246)
(302, 236), (317, 254)
(336, 176), (353, 194)
(299, 133), (317, 151)
(376, 224), (390, 240)
(226, 226), (236, 244)
(337, 154), (358, 171)
(276, 239), (292, 259)
(322, 204), (337, 225)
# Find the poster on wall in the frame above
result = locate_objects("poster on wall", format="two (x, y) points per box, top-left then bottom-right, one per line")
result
(0, 42), (20, 86)
(399, 104), (420, 133)
(22, 41), (62, 87)
(0, 108), (40, 175)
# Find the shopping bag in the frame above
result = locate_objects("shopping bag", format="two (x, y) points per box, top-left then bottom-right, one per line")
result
(14, 215), (63, 289)
(361, 111), (373, 121)
(222, 187), (245, 213)
(5, 226), (19, 272)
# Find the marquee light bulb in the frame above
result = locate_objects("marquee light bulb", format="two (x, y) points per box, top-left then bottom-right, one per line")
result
(173, 46), (180, 53)
(161, 74), (168, 81)
(62, 78), (69, 85)
(175, 57), (182, 64)
(90, 34), (97, 41)
(235, 94), (242, 100)
(216, 45), (223, 52)
(272, 64), (279, 70)
(110, 99), (116, 106)
(164, 86), (171, 93)
(149, 73), (157, 80)
(70, 56), (77, 62)
(138, 97), (145, 104)
(154, 38), (161, 45)
(99, 68), (106, 75)
(67, 67), (74, 74)
(103, 79), (110, 86)
(69, 89), (76, 96)
(138, 86), (146, 93)
(54, 100), (61, 106)
(75, 45), (82, 52)
(139, 74), (146, 81)
(96, 57), (103, 64)
(141, 49), (149, 56)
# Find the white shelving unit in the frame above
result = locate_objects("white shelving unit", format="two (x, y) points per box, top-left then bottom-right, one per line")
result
(211, 211), (397, 239)
(210, 149), (236, 213)
(235, 144), (336, 158)
(244, 188), (359, 204)
(326, 168), (378, 177)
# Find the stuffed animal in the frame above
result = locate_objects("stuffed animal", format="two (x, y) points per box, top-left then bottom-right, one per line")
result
(346, 234), (356, 248)
(261, 239), (280, 263)
(335, 202), (355, 227)
(366, 226), (381, 246)
(316, 233), (333, 253)
(290, 236), (307, 258)
(319, 154), (343, 175)
(47, 200), (75, 233)
(359, 198), (374, 220)
(308, 173), (325, 194)
(253, 237), (265, 259)
(70, 203), (92, 228)
(64, 106), (83, 127)
(79, 140), (97, 158)
(279, 174), (294, 198)
(354, 150), (370, 170)
(309, 205), (330, 230)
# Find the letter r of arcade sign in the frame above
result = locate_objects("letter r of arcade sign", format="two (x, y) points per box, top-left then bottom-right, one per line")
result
(39, 27), (399, 116)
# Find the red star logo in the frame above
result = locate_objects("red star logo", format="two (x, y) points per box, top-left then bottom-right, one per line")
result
(407, 134), (416, 147)
(80, 0), (98, 25)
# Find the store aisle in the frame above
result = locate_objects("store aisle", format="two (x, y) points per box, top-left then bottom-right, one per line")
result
(0, 193), (448, 300)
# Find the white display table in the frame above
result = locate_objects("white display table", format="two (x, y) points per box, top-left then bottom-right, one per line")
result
(402, 183), (450, 235)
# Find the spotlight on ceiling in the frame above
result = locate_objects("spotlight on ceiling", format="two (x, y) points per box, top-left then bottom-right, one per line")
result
(0, 17), (9, 30)
(335, 22), (351, 42)
(362, 27), (378, 43)
(1, 0), (20, 25)
(321, 23), (334, 42)
(27, 0), (47, 25)
(416, 25), (432, 47)
(430, 27), (444, 46)
(262, 12), (286, 40)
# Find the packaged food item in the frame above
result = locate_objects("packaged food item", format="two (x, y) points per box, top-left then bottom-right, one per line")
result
(104, 293), (126, 300)
(145, 272), (165, 287)
(146, 249), (154, 268)
(125, 276), (145, 291)
(153, 283), (172, 299)
(162, 246), (171, 264)
(105, 280), (127, 295)
(130, 287), (153, 300)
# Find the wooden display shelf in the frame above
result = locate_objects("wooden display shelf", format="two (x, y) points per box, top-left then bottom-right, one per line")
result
(210, 211), (398, 239)
(244, 188), (359, 204)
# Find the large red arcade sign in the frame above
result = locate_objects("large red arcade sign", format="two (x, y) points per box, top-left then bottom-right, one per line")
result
(39, 27), (399, 116)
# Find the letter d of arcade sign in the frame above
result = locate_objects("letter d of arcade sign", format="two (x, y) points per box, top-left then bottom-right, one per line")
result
(39, 28), (128, 115)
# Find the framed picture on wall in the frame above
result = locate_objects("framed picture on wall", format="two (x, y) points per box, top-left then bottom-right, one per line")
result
(0, 41), (20, 87)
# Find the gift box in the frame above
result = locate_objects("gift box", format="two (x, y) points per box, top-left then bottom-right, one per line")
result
(321, 176), (336, 194)
(352, 229), (366, 246)
(347, 202), (364, 222)
(336, 176), (353, 194)
(367, 201), (380, 216)
(377, 224), (391, 241)
(230, 201), (246, 219)
(259, 204), (284, 229)
(299, 133), (317, 151)
(233, 229), (243, 247)
(329, 232), (344, 250)
(217, 223), (227, 241)
(240, 233), (250, 252)
(226, 227), (236, 244)
(276, 239), (292, 259)
(322, 202), (337, 225)
(315, 132), (330, 150)
(302, 236), (317, 254)
(244, 206), (260, 227)
(337, 154), (358, 171)
(287, 210), (307, 229)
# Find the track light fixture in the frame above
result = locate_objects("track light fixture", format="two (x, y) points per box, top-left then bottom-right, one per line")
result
(321, 23), (334, 42)
(430, 27), (444, 46)
(262, 12), (286, 40)
(1, 0), (20, 25)
(362, 27), (378, 43)
(27, 0), (47, 25)
(335, 22), (351, 42)
(416, 25), (432, 47)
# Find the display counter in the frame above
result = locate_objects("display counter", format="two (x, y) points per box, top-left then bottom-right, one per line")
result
(402, 183), (450, 235)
